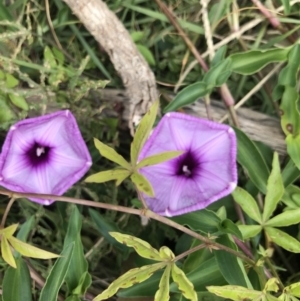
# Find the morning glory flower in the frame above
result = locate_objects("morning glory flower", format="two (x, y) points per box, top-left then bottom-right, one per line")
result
(0, 110), (92, 205)
(138, 112), (237, 217)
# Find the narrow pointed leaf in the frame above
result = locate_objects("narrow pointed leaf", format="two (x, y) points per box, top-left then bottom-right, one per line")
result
(8, 94), (29, 110)
(234, 127), (269, 193)
(232, 187), (262, 223)
(131, 100), (159, 165)
(265, 208), (300, 227)
(131, 172), (154, 197)
(93, 138), (130, 169)
(39, 243), (75, 301)
(93, 262), (166, 301)
(85, 169), (130, 184)
(263, 152), (284, 222)
(265, 227), (300, 253)
(1, 236), (16, 268)
(8, 236), (59, 259)
(287, 134), (300, 171)
(137, 151), (184, 168)
(109, 232), (162, 261)
(207, 285), (260, 301)
(238, 225), (262, 239)
(154, 265), (171, 301)
(2, 257), (32, 301)
(0, 224), (19, 237)
(171, 264), (197, 301)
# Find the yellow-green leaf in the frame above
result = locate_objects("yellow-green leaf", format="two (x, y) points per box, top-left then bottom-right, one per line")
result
(263, 153), (284, 222)
(93, 262), (166, 301)
(1, 236), (16, 268)
(207, 285), (260, 301)
(171, 264), (197, 301)
(154, 264), (171, 301)
(94, 138), (131, 169)
(131, 172), (154, 197)
(238, 225), (262, 239)
(137, 151), (184, 168)
(159, 246), (175, 260)
(131, 100), (159, 166)
(5, 74), (19, 88)
(8, 94), (29, 110)
(0, 224), (19, 237)
(109, 232), (162, 261)
(8, 236), (59, 259)
(85, 169), (130, 184)
(284, 282), (300, 297)
(232, 187), (262, 224)
(264, 278), (279, 293)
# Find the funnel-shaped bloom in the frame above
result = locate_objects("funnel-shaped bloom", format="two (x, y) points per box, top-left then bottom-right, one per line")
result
(0, 110), (92, 205)
(138, 112), (237, 217)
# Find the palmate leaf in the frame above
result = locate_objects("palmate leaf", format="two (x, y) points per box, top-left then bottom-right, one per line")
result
(137, 151), (184, 168)
(131, 172), (154, 197)
(154, 264), (171, 301)
(93, 262), (166, 301)
(93, 138), (131, 169)
(171, 264), (197, 301)
(265, 208), (300, 228)
(85, 169), (130, 185)
(8, 237), (59, 259)
(109, 232), (162, 261)
(1, 236), (16, 268)
(131, 100), (159, 165)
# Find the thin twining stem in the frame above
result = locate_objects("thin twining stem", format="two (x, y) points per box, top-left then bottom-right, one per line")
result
(0, 189), (255, 266)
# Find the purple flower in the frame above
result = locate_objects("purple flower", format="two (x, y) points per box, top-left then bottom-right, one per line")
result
(138, 112), (237, 217)
(0, 110), (92, 205)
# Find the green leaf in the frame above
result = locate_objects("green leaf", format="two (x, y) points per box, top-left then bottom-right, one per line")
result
(234, 127), (269, 193)
(264, 278), (280, 293)
(232, 187), (262, 223)
(131, 31), (145, 42)
(163, 82), (209, 112)
(89, 209), (129, 256)
(1, 236), (16, 268)
(154, 265), (171, 301)
(207, 285), (260, 301)
(211, 45), (227, 67)
(93, 262), (166, 301)
(287, 134), (300, 171)
(137, 151), (184, 168)
(265, 227), (300, 253)
(172, 209), (221, 234)
(44, 46), (57, 69)
(131, 172), (154, 197)
(39, 243), (75, 301)
(8, 94), (29, 112)
(214, 235), (252, 288)
(85, 168), (130, 184)
(93, 138), (131, 169)
(230, 48), (290, 74)
(218, 219), (243, 240)
(2, 257), (32, 301)
(8, 236), (59, 259)
(16, 216), (35, 242)
(203, 58), (232, 88)
(63, 206), (91, 294)
(5, 74), (19, 88)
(109, 232), (162, 261)
(171, 264), (197, 301)
(159, 246), (175, 260)
(238, 225), (262, 239)
(136, 44), (156, 66)
(131, 100), (159, 165)
(266, 208), (300, 227)
(284, 282), (300, 297)
(263, 153), (284, 222)
(282, 159), (300, 187)
(71, 272), (92, 296)
(281, 0), (290, 14)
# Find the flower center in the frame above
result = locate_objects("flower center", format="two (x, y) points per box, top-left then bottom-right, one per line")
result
(26, 142), (51, 167)
(175, 151), (199, 178)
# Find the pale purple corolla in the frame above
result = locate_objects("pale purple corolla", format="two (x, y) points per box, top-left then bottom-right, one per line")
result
(138, 112), (237, 217)
(0, 110), (92, 205)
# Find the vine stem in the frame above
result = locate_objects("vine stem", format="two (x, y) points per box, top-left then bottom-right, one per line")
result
(0, 188), (255, 266)
(0, 197), (16, 228)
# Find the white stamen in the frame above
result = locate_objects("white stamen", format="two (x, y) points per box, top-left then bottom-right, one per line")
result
(165, 208), (172, 217)
(166, 113), (171, 117)
(10, 125), (17, 131)
(44, 200), (51, 205)
(182, 165), (191, 176)
(229, 182), (237, 190)
(228, 128), (234, 134)
(36, 147), (45, 157)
